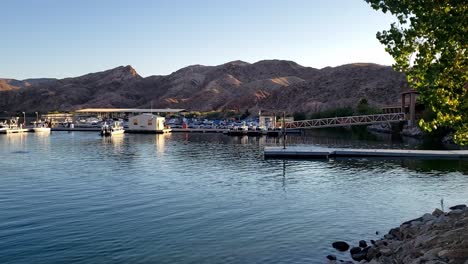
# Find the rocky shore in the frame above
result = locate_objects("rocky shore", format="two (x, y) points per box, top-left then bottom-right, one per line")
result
(328, 204), (468, 264)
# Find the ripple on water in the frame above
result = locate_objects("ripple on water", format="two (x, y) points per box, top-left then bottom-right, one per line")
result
(0, 132), (468, 264)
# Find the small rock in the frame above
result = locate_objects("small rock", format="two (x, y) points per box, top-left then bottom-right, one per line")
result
(384, 234), (395, 240)
(326, 254), (337, 260)
(332, 241), (350, 252)
(359, 240), (368, 248)
(432, 208), (444, 217)
(350, 247), (361, 254)
(370, 239), (376, 245)
(449, 204), (466, 210)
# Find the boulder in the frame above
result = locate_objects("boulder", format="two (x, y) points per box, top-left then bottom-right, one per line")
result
(350, 247), (362, 254)
(432, 208), (444, 217)
(332, 241), (350, 252)
(388, 227), (403, 240)
(449, 204), (466, 210)
(422, 213), (435, 222)
(359, 240), (368, 248)
(326, 254), (337, 261)
(402, 217), (423, 226)
(351, 250), (367, 262)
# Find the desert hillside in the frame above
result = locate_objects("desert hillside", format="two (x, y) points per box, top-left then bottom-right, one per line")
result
(0, 60), (407, 113)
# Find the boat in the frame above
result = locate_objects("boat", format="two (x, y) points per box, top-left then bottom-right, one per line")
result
(0, 120), (9, 132)
(100, 121), (125, 136)
(0, 118), (29, 134)
(33, 121), (51, 133)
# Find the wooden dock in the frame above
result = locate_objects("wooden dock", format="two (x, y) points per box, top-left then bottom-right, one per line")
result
(52, 127), (100, 131)
(0, 128), (32, 134)
(171, 128), (228, 133)
(264, 146), (468, 159)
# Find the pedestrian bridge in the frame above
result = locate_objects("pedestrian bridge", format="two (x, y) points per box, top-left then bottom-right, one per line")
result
(285, 113), (406, 129)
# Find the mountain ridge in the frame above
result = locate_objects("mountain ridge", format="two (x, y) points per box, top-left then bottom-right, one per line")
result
(0, 60), (407, 113)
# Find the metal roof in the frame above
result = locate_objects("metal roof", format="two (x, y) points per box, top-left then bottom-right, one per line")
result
(75, 108), (186, 113)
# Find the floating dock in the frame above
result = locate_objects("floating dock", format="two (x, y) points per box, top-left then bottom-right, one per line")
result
(171, 128), (228, 133)
(264, 146), (468, 159)
(52, 127), (100, 131)
(224, 129), (301, 136)
(0, 128), (32, 134)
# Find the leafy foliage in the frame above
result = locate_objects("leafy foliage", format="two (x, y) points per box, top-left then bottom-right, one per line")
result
(356, 98), (382, 115)
(365, 0), (468, 145)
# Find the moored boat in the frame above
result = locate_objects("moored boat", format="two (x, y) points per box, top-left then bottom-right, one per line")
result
(100, 121), (125, 137)
(33, 121), (51, 133)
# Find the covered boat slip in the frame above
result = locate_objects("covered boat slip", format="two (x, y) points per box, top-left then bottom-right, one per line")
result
(74, 108), (186, 119)
(264, 146), (468, 160)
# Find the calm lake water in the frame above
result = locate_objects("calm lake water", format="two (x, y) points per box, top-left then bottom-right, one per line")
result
(1, 131), (468, 264)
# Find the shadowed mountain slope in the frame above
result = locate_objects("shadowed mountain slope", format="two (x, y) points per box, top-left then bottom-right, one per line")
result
(0, 60), (407, 113)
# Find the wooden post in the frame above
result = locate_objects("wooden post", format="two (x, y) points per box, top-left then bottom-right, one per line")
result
(282, 112), (286, 149)
(409, 93), (416, 127)
(401, 93), (406, 113)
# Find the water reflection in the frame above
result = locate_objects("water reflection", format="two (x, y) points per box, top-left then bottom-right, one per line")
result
(4, 133), (28, 153)
(155, 133), (171, 155)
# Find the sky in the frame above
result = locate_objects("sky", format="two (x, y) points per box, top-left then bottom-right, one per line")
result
(1, 0), (397, 80)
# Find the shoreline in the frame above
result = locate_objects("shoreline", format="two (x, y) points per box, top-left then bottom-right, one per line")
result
(328, 204), (468, 263)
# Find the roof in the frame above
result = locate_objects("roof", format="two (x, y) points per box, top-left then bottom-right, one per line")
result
(401, 89), (420, 95)
(75, 108), (186, 113)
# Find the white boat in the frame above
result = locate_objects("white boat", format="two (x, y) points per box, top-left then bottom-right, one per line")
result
(101, 121), (125, 137)
(0, 121), (9, 132)
(33, 121), (51, 133)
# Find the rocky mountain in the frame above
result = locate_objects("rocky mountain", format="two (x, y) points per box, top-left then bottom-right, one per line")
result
(0, 60), (408, 113)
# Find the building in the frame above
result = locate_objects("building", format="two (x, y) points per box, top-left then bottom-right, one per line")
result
(128, 114), (170, 133)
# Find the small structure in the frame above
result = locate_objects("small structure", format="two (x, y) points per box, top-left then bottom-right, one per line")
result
(259, 114), (277, 129)
(128, 114), (171, 133)
(401, 89), (420, 127)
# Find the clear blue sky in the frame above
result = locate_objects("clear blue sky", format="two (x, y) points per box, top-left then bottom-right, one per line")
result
(1, 0), (396, 80)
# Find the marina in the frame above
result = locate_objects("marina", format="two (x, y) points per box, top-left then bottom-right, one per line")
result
(264, 146), (468, 159)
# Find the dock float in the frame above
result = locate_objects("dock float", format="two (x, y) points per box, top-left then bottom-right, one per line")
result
(171, 128), (228, 133)
(0, 128), (32, 134)
(264, 146), (468, 159)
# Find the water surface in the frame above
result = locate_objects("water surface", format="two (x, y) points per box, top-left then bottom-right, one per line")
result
(1, 132), (467, 263)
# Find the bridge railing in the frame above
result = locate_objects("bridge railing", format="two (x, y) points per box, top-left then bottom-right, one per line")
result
(285, 113), (406, 129)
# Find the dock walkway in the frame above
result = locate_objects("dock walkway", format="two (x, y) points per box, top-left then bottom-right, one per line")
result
(264, 146), (468, 159)
(0, 128), (32, 134)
